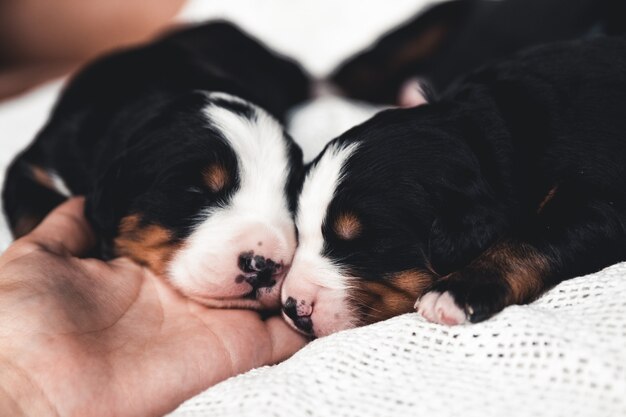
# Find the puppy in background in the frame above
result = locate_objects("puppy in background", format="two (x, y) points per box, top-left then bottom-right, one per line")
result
(331, 0), (625, 105)
(2, 22), (310, 309)
(281, 36), (626, 337)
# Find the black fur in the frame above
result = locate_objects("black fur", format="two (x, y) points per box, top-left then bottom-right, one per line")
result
(2, 22), (309, 256)
(331, 0), (625, 104)
(315, 36), (626, 323)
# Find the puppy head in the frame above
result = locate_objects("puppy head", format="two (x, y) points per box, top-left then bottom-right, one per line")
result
(281, 101), (506, 336)
(87, 92), (303, 309)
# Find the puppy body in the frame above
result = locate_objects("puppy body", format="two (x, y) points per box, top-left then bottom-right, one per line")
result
(332, 0), (625, 104)
(282, 36), (626, 336)
(3, 22), (310, 308)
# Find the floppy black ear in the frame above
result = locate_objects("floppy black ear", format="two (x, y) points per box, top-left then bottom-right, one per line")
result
(330, 0), (473, 104)
(427, 177), (509, 276)
(167, 21), (311, 121)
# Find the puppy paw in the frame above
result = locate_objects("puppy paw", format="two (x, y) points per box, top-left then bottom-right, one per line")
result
(415, 291), (467, 325)
(422, 271), (510, 324)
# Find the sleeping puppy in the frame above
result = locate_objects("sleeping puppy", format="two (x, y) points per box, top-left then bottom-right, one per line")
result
(281, 36), (626, 336)
(2, 22), (309, 309)
(331, 0), (624, 105)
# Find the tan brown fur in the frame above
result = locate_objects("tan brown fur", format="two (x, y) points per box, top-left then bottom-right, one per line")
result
(334, 212), (362, 240)
(470, 241), (549, 304)
(537, 185), (558, 214)
(350, 270), (435, 324)
(203, 164), (229, 192)
(390, 25), (448, 69)
(29, 165), (55, 190)
(114, 214), (180, 275)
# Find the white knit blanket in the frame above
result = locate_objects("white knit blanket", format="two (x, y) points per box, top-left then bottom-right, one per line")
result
(168, 264), (626, 417)
(1, 2), (624, 416)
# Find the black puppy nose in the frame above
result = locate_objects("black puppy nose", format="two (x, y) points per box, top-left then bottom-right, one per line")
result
(283, 297), (313, 334)
(238, 252), (280, 291)
(246, 268), (275, 290)
(283, 297), (299, 321)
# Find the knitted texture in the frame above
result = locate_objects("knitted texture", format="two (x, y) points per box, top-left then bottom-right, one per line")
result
(168, 263), (626, 417)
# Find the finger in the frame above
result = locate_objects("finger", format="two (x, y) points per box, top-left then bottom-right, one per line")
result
(108, 257), (142, 271)
(264, 316), (309, 364)
(26, 197), (96, 257)
(105, 257), (145, 278)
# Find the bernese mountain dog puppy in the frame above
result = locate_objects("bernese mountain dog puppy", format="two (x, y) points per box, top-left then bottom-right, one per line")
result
(331, 0), (624, 105)
(281, 36), (626, 337)
(2, 22), (310, 309)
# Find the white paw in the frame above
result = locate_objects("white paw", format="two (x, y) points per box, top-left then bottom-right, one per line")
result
(415, 291), (467, 326)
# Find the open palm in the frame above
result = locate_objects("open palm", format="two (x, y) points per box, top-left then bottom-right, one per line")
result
(0, 198), (306, 417)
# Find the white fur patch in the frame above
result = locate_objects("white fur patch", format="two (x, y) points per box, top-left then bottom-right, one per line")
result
(295, 142), (359, 290)
(398, 77), (429, 108)
(416, 291), (467, 326)
(202, 92), (293, 223)
(280, 141), (360, 336)
(167, 92), (296, 303)
(49, 171), (72, 197)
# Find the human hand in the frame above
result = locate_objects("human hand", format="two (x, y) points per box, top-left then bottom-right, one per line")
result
(0, 198), (306, 417)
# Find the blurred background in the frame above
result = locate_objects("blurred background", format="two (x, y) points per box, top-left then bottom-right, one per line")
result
(1, 0), (624, 102)
(0, 0), (432, 100)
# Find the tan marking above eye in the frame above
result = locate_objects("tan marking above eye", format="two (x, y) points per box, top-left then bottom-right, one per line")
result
(114, 213), (180, 276)
(203, 164), (229, 192)
(475, 241), (549, 304)
(334, 212), (362, 240)
(537, 185), (558, 214)
(29, 164), (55, 190)
(349, 269), (436, 325)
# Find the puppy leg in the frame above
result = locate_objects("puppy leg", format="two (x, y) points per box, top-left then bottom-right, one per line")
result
(417, 240), (549, 324)
(2, 158), (67, 238)
(417, 185), (626, 324)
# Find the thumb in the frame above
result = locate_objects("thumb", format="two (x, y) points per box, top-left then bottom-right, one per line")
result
(27, 197), (96, 257)
(265, 316), (309, 364)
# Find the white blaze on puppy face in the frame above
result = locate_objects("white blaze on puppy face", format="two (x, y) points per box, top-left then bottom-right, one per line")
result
(167, 93), (297, 309)
(281, 142), (361, 336)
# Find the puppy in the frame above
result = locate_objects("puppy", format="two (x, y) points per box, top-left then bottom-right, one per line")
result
(2, 22), (310, 309)
(331, 0), (624, 105)
(281, 36), (626, 336)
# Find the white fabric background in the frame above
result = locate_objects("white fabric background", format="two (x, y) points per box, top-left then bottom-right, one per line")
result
(0, 1), (624, 416)
(169, 264), (626, 417)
